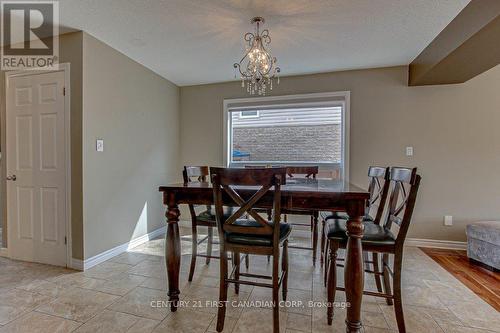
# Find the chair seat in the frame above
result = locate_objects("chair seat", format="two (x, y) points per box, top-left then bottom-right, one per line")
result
(325, 219), (395, 246)
(197, 207), (235, 223)
(226, 219), (292, 246)
(322, 211), (374, 222)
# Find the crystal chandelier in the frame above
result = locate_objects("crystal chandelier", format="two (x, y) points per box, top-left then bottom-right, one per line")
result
(234, 17), (280, 95)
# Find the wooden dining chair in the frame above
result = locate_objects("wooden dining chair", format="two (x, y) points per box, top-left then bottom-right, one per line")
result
(324, 167), (421, 333)
(211, 167), (291, 333)
(282, 166), (320, 264)
(244, 165), (275, 221)
(183, 166), (237, 281)
(321, 166), (390, 291)
(321, 166), (390, 225)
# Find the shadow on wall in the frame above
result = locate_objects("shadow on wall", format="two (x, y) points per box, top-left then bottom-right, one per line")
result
(129, 201), (149, 246)
(126, 201), (168, 258)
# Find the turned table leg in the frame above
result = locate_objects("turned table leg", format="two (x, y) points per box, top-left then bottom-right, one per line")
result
(344, 202), (365, 333)
(165, 194), (181, 312)
(312, 211), (319, 265)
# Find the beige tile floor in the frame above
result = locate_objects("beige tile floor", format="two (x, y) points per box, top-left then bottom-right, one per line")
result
(0, 226), (499, 333)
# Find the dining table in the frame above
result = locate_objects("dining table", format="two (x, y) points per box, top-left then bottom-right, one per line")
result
(159, 177), (370, 333)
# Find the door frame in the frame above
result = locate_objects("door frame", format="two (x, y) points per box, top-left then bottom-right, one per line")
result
(3, 63), (72, 267)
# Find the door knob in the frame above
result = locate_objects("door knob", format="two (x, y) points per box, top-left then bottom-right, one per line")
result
(6, 175), (16, 181)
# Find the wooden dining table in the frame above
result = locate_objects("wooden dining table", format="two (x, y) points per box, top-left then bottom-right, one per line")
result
(159, 177), (370, 333)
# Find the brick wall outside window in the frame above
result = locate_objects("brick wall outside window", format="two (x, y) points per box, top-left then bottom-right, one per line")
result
(232, 124), (341, 163)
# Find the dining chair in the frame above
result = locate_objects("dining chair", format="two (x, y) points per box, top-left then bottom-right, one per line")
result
(211, 167), (291, 333)
(321, 166), (390, 291)
(324, 167), (421, 333)
(244, 165), (276, 221)
(183, 166), (237, 281)
(282, 166), (320, 264)
(321, 166), (390, 225)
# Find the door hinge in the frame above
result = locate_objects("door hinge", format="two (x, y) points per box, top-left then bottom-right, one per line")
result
(64, 236), (67, 245)
(63, 87), (66, 96)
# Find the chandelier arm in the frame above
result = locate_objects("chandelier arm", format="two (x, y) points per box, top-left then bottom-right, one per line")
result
(261, 29), (271, 44)
(236, 46), (254, 70)
(244, 32), (255, 43)
(233, 63), (244, 76)
(234, 63), (253, 78)
(238, 52), (249, 65)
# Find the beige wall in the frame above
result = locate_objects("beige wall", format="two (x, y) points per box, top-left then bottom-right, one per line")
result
(180, 65), (500, 242)
(1, 31), (180, 261)
(82, 33), (180, 259)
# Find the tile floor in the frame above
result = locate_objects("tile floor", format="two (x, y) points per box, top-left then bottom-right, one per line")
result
(0, 226), (499, 333)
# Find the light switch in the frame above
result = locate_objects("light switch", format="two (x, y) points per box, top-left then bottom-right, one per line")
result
(444, 215), (453, 226)
(96, 139), (104, 152)
(406, 146), (413, 156)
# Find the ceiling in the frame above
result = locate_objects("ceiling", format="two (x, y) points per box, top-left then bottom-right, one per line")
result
(56, 0), (470, 86)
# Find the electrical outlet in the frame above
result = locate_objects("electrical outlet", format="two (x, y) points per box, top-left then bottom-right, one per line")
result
(96, 139), (104, 152)
(444, 215), (453, 226)
(406, 146), (414, 156)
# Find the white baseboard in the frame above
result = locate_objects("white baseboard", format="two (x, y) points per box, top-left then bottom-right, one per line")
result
(70, 226), (166, 271)
(69, 258), (84, 270)
(406, 238), (467, 250)
(180, 222), (468, 250)
(0, 248), (9, 258)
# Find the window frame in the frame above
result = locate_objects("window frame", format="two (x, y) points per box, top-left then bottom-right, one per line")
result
(223, 91), (350, 181)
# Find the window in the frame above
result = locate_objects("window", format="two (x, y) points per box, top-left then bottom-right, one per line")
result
(224, 92), (350, 180)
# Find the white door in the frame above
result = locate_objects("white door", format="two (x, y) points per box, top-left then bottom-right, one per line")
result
(6, 70), (67, 267)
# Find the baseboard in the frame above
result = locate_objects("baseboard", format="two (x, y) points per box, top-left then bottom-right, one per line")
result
(0, 247), (8, 258)
(179, 222), (469, 249)
(69, 258), (84, 270)
(70, 226), (166, 271)
(406, 238), (467, 250)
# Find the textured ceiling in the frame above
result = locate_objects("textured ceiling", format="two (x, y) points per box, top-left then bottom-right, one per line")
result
(56, 0), (470, 86)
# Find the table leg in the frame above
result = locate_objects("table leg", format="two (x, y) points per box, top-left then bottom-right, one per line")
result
(344, 208), (365, 332)
(312, 211), (319, 265)
(165, 199), (181, 312)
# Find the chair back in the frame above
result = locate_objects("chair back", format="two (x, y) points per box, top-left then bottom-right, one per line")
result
(366, 166), (391, 224)
(183, 166), (211, 218)
(286, 166), (319, 179)
(211, 167), (287, 246)
(383, 167), (421, 247)
(183, 166), (209, 184)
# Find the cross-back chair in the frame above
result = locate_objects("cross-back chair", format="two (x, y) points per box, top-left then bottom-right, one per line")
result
(183, 166), (238, 281)
(321, 166), (390, 289)
(324, 167), (421, 333)
(282, 166), (321, 264)
(211, 167), (291, 333)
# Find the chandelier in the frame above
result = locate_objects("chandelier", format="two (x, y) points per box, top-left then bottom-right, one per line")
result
(234, 17), (280, 95)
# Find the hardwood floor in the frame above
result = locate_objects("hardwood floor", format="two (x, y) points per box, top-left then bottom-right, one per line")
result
(420, 247), (500, 311)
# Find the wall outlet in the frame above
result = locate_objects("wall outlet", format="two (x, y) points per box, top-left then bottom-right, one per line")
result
(406, 146), (414, 156)
(444, 215), (453, 226)
(96, 139), (104, 152)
